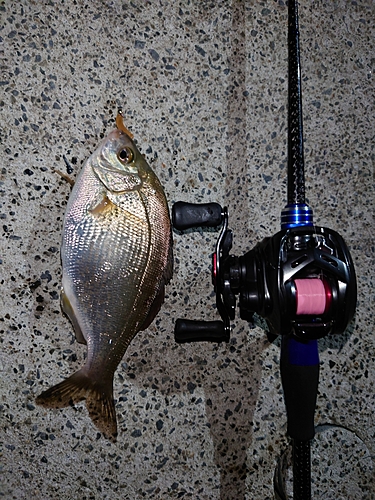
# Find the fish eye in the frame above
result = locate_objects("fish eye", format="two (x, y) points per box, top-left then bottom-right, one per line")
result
(117, 147), (134, 164)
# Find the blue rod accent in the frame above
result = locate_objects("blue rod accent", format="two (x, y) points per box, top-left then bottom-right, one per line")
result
(282, 336), (319, 366)
(281, 203), (313, 230)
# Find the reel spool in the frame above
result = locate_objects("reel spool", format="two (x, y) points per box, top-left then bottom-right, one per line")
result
(292, 278), (331, 316)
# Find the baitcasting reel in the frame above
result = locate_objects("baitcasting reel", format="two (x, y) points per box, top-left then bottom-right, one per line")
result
(172, 201), (357, 344)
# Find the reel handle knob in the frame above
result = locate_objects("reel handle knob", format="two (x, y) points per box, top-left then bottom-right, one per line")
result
(174, 319), (229, 343)
(172, 202), (223, 230)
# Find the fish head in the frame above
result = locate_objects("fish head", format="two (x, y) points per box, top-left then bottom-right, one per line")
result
(91, 129), (150, 193)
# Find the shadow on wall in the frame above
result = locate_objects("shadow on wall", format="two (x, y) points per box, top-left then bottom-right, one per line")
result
(126, 3), (267, 499)
(225, 0), (249, 247)
(214, 2), (257, 497)
(206, 335), (267, 500)
(120, 326), (268, 500)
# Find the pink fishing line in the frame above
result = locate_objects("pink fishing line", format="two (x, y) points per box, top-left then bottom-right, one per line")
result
(295, 278), (326, 315)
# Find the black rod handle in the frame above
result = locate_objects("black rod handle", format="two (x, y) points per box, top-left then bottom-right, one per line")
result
(172, 202), (223, 231)
(293, 439), (312, 500)
(174, 319), (229, 343)
(280, 336), (319, 442)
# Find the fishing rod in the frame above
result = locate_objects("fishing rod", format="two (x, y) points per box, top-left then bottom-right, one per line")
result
(171, 1), (357, 498)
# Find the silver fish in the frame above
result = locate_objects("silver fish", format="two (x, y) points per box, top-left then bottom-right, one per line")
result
(36, 112), (173, 441)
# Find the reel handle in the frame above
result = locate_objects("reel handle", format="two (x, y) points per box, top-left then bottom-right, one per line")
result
(172, 202), (231, 343)
(172, 202), (223, 230)
(174, 319), (228, 343)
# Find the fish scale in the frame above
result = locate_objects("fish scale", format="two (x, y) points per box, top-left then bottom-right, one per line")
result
(36, 116), (173, 441)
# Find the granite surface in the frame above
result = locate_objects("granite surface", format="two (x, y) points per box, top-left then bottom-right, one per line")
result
(1, 1), (374, 499)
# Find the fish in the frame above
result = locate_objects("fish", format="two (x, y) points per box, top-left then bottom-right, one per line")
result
(36, 111), (173, 441)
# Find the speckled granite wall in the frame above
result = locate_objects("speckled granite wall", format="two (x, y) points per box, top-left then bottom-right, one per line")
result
(1, 1), (374, 499)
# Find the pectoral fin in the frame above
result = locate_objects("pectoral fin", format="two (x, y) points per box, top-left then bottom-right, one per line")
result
(89, 194), (116, 217)
(61, 288), (87, 345)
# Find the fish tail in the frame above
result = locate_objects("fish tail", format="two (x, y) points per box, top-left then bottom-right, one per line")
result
(36, 368), (117, 441)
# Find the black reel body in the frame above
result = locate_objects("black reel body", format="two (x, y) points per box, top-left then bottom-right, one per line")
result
(173, 202), (356, 343)
(229, 225), (356, 340)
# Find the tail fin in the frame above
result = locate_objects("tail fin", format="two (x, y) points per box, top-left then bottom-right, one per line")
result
(36, 368), (117, 441)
